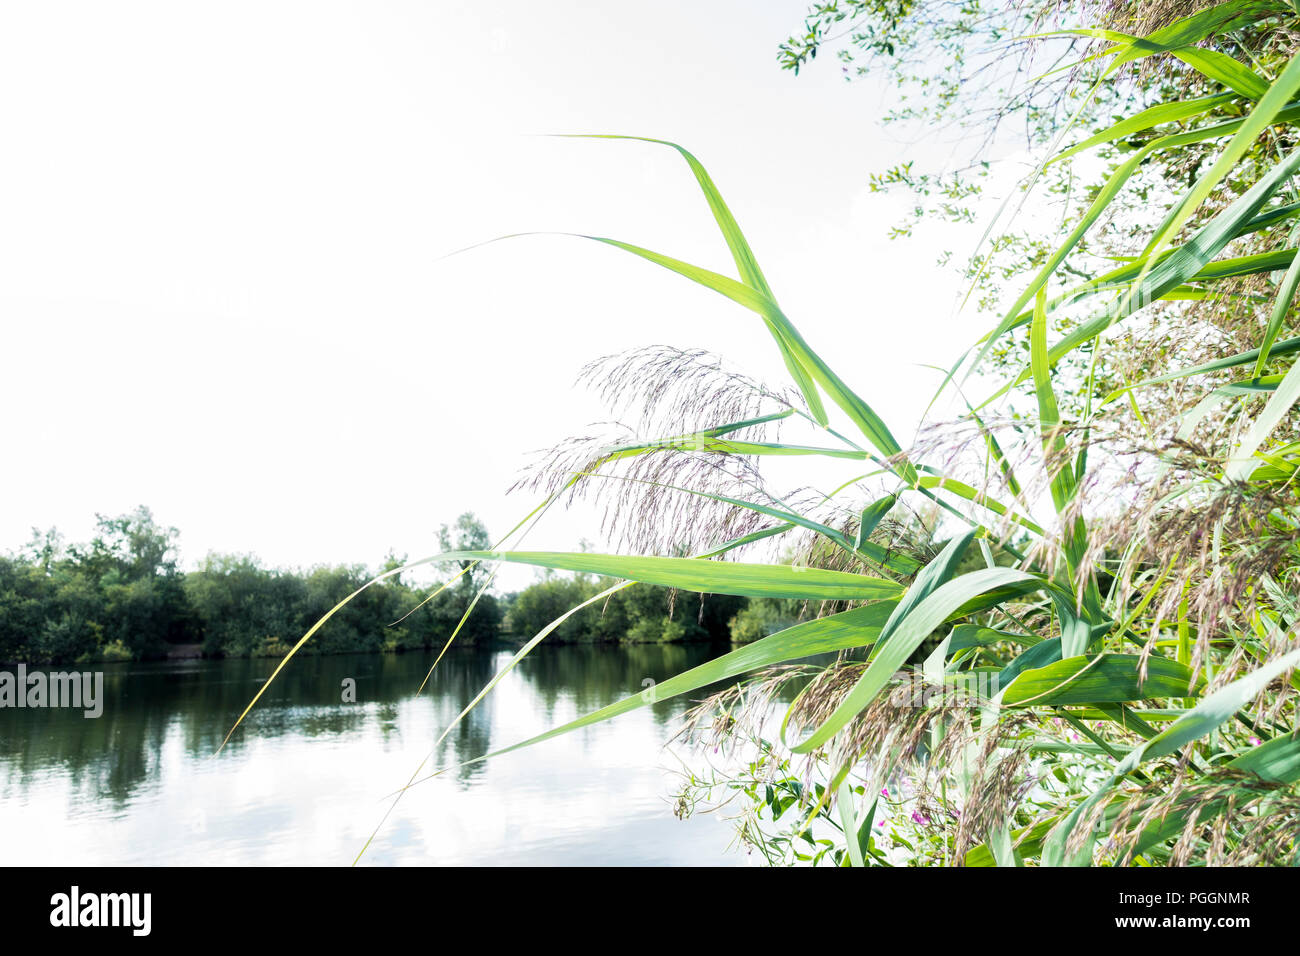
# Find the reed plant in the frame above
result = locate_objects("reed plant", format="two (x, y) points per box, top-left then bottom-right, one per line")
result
(230, 1), (1300, 866)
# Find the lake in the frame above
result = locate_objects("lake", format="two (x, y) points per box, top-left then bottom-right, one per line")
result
(0, 643), (754, 866)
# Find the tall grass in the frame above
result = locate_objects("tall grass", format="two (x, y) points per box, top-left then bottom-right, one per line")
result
(232, 1), (1300, 865)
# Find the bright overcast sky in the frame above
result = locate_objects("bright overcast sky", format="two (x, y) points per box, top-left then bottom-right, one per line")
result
(0, 0), (998, 587)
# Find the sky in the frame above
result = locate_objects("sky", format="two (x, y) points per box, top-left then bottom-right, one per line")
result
(0, 0), (1004, 588)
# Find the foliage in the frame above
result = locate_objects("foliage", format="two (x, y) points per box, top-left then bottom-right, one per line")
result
(0, 507), (187, 663)
(778, 0), (1300, 404)
(727, 597), (803, 644)
(504, 573), (744, 645)
(0, 508), (502, 662)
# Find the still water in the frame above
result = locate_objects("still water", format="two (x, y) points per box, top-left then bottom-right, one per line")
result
(0, 644), (753, 866)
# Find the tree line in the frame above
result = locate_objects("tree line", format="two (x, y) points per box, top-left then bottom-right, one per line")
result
(0, 506), (778, 664)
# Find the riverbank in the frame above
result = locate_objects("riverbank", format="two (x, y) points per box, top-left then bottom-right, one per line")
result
(2, 506), (759, 665)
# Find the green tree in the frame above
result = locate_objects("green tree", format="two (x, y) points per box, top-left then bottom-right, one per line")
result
(429, 513), (501, 644)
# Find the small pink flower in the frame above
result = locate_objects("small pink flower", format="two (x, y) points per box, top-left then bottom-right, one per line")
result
(911, 811), (929, 825)
(1250, 737), (1263, 746)
(881, 787), (889, 797)
(876, 820), (886, 828)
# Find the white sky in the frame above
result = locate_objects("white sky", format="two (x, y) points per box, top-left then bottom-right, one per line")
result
(0, 0), (1004, 589)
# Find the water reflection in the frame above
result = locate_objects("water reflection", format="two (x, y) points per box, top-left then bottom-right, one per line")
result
(0, 643), (752, 865)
